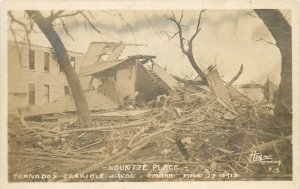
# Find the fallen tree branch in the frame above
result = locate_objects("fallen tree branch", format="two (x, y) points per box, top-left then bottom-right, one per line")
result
(226, 64), (243, 87)
(173, 75), (206, 85)
(63, 121), (149, 133)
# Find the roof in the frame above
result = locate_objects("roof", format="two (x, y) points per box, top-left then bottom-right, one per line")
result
(150, 62), (179, 91)
(78, 58), (131, 77)
(8, 40), (85, 55)
(78, 55), (156, 77)
(78, 41), (178, 91)
(79, 41), (151, 68)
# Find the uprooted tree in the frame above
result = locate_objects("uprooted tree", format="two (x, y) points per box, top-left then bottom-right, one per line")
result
(8, 10), (101, 128)
(254, 9), (292, 118)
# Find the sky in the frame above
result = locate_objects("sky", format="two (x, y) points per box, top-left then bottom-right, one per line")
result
(8, 10), (291, 84)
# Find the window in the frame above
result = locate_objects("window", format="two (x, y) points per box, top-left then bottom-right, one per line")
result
(101, 54), (110, 61)
(64, 86), (70, 95)
(44, 52), (50, 72)
(43, 84), (50, 103)
(58, 56), (75, 72)
(28, 83), (35, 105)
(70, 56), (76, 69)
(29, 49), (35, 70)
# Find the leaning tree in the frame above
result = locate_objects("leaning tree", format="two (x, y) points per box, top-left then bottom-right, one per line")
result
(254, 9), (292, 118)
(8, 10), (101, 128)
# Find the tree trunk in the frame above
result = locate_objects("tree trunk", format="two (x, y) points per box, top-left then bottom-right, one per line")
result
(187, 43), (207, 84)
(254, 10), (292, 118)
(26, 11), (92, 128)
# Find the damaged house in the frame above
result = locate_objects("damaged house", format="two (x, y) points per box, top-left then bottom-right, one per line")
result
(7, 41), (85, 115)
(9, 41), (179, 118)
(79, 42), (179, 106)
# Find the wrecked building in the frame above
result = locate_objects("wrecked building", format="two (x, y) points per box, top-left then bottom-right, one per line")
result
(79, 42), (179, 106)
(7, 41), (84, 115)
(8, 41), (179, 117)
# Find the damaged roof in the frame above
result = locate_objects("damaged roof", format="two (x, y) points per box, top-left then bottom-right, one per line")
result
(78, 41), (179, 91)
(78, 55), (156, 77)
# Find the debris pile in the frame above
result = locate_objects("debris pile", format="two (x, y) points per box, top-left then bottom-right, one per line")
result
(8, 68), (292, 182)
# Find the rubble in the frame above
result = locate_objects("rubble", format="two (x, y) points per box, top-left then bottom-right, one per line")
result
(8, 64), (291, 181)
(8, 43), (292, 181)
(23, 90), (118, 118)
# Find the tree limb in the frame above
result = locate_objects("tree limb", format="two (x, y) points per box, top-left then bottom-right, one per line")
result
(46, 10), (101, 33)
(173, 75), (206, 85)
(226, 64), (243, 87)
(167, 10), (208, 84)
(166, 31), (179, 40)
(46, 10), (82, 22)
(255, 38), (276, 45)
(8, 11), (32, 46)
(168, 11), (188, 55)
(59, 18), (75, 41)
(46, 10), (64, 22)
(79, 11), (101, 33)
(190, 9), (206, 44)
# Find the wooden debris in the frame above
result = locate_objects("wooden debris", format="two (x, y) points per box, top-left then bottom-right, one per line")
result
(223, 112), (236, 120)
(206, 67), (231, 104)
(264, 78), (278, 102)
(151, 62), (179, 91)
(176, 136), (190, 160)
(8, 77), (292, 181)
(91, 109), (150, 121)
(249, 135), (292, 151)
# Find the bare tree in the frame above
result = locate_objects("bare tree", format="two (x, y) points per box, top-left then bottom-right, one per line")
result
(167, 10), (244, 87)
(254, 10), (292, 117)
(8, 10), (100, 128)
(168, 10), (208, 85)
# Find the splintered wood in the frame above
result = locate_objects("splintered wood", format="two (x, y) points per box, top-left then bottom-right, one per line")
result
(8, 81), (292, 181)
(206, 67), (231, 103)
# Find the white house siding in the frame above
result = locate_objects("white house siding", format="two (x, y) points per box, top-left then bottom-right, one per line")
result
(8, 41), (84, 113)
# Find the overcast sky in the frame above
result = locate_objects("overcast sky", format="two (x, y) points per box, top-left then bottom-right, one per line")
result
(8, 10), (291, 84)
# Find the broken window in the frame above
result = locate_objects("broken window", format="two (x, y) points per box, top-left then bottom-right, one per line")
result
(44, 52), (50, 72)
(29, 49), (35, 70)
(64, 86), (70, 96)
(101, 46), (112, 61)
(101, 54), (110, 61)
(28, 83), (35, 105)
(58, 56), (75, 72)
(43, 84), (50, 103)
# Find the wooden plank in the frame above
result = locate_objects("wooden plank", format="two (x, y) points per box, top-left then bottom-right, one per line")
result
(151, 63), (179, 91)
(206, 68), (231, 103)
(91, 109), (151, 121)
(264, 78), (278, 102)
